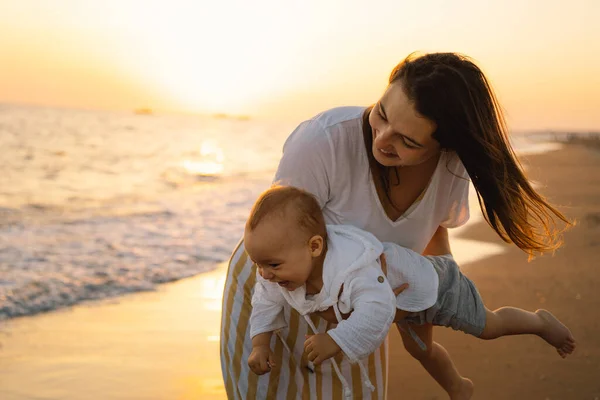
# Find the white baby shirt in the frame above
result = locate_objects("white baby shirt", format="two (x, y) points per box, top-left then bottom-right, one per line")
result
(250, 224), (397, 363)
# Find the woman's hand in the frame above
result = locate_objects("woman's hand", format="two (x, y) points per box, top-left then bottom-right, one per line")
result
(314, 253), (409, 323)
(380, 253), (411, 322)
(380, 253), (410, 296)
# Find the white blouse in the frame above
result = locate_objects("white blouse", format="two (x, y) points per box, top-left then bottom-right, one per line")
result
(274, 106), (470, 253)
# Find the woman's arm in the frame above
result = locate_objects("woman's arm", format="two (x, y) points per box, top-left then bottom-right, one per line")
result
(422, 225), (452, 256)
(394, 310), (411, 322)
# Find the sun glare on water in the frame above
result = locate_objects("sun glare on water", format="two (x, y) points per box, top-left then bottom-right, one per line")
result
(181, 141), (225, 177)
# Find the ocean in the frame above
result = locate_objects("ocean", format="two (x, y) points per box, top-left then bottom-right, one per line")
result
(0, 103), (297, 320)
(0, 103), (567, 320)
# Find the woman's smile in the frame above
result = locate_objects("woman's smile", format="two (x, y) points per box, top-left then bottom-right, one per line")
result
(378, 147), (399, 158)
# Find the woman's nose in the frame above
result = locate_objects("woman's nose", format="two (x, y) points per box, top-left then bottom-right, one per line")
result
(373, 125), (389, 144)
(378, 124), (395, 141)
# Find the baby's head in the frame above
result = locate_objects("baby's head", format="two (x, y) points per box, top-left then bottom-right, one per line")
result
(244, 185), (327, 291)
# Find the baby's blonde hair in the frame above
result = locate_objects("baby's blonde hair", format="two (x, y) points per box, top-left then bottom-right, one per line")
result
(246, 185), (327, 242)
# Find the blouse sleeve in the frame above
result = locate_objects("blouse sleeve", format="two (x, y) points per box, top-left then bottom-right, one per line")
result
(249, 273), (288, 338)
(440, 156), (471, 229)
(273, 119), (335, 208)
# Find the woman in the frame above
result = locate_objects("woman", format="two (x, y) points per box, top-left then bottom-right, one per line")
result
(220, 52), (568, 399)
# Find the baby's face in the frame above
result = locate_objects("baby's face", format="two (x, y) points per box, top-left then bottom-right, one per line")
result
(244, 216), (314, 291)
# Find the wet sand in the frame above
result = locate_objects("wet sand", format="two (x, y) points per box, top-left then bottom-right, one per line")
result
(1, 142), (599, 399)
(0, 266), (228, 400)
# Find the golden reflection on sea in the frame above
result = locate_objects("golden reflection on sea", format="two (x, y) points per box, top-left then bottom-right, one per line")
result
(182, 141), (225, 177)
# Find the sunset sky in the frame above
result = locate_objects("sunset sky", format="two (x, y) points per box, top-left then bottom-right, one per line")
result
(1, 0), (598, 131)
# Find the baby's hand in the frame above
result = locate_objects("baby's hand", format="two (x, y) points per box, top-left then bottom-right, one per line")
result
(248, 345), (276, 375)
(304, 333), (342, 365)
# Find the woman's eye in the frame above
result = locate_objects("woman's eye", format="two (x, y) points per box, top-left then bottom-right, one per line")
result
(268, 263), (280, 268)
(400, 137), (419, 149)
(402, 139), (418, 149)
(377, 109), (386, 121)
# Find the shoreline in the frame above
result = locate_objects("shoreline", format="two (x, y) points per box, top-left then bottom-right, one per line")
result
(1, 134), (593, 323)
(0, 265), (229, 400)
(1, 140), (599, 399)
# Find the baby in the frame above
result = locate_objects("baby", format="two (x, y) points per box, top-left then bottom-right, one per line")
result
(246, 185), (575, 396)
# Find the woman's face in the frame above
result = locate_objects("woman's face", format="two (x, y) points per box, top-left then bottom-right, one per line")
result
(368, 81), (441, 167)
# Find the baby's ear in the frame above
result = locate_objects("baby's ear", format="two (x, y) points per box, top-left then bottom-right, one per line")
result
(309, 235), (324, 257)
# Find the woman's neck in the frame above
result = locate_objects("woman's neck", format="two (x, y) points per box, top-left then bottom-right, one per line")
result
(377, 152), (441, 220)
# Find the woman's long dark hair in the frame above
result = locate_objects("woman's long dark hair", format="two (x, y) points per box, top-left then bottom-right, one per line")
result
(364, 52), (570, 256)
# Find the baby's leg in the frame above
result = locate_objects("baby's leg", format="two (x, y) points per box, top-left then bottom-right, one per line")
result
(398, 323), (474, 400)
(479, 307), (576, 358)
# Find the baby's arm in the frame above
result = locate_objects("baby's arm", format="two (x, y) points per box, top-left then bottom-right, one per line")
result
(249, 332), (276, 375)
(324, 267), (396, 363)
(248, 274), (287, 374)
(249, 274), (288, 337)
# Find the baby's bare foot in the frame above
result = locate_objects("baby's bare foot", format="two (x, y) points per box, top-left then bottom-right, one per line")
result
(536, 309), (576, 358)
(449, 378), (474, 400)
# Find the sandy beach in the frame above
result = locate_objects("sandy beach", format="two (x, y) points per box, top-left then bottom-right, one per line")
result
(389, 141), (600, 399)
(1, 141), (599, 399)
